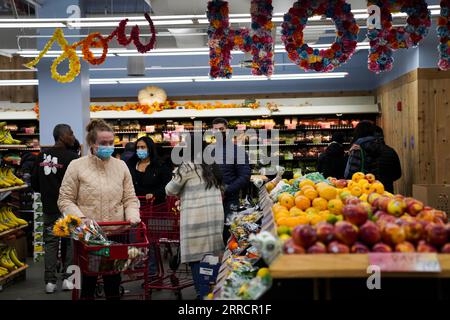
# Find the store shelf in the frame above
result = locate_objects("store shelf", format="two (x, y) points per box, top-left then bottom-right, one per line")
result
(13, 133), (39, 136)
(0, 264), (29, 290)
(0, 224), (28, 239)
(0, 145), (28, 149)
(270, 254), (450, 279)
(0, 185), (28, 194)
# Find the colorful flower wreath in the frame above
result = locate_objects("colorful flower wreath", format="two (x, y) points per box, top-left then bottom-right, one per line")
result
(437, 0), (450, 70)
(82, 33), (108, 65)
(207, 0), (273, 78)
(367, 0), (431, 73)
(281, 0), (359, 72)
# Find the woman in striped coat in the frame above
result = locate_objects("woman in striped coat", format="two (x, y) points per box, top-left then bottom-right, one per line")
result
(165, 139), (224, 298)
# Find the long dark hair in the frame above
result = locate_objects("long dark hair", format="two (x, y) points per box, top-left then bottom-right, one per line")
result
(129, 136), (158, 164)
(352, 120), (375, 143)
(176, 135), (222, 190)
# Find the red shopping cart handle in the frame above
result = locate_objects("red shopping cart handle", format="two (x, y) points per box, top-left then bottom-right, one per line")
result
(97, 221), (132, 227)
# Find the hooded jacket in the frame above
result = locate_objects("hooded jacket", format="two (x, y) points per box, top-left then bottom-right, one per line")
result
(344, 136), (382, 179)
(317, 141), (347, 179)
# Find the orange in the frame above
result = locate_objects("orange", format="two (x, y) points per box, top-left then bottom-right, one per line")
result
(228, 240), (238, 251)
(299, 185), (314, 194)
(295, 195), (311, 210)
(352, 172), (365, 182)
(279, 193), (295, 209)
(299, 179), (315, 188)
(305, 207), (319, 216)
(288, 179), (295, 185)
(285, 216), (305, 228)
(289, 207), (303, 217)
(294, 191), (303, 197)
(351, 186), (363, 197)
(277, 192), (290, 202)
(276, 216), (290, 226)
(304, 188), (319, 200)
(319, 186), (337, 200)
(315, 182), (329, 192)
(272, 203), (285, 214)
(328, 198), (344, 215)
(310, 215), (326, 225)
(274, 210), (289, 220)
(312, 197), (328, 211)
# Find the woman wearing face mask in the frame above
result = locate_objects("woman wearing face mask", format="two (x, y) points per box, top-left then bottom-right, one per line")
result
(58, 119), (140, 300)
(126, 136), (172, 204)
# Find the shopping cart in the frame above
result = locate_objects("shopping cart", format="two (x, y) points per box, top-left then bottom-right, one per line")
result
(138, 196), (194, 300)
(72, 221), (149, 300)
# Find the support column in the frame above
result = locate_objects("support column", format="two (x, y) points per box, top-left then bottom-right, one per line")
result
(37, 0), (90, 153)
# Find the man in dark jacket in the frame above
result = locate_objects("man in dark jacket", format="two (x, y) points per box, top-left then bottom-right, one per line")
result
(212, 118), (251, 241)
(374, 126), (402, 193)
(317, 132), (347, 179)
(31, 124), (79, 294)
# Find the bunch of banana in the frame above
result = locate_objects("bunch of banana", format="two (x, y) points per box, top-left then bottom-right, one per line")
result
(0, 125), (21, 145)
(0, 207), (28, 231)
(0, 246), (24, 273)
(0, 167), (25, 188)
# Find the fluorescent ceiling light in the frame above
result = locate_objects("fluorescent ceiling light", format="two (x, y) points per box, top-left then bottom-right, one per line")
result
(0, 22), (65, 28)
(0, 79), (38, 86)
(68, 19), (193, 28)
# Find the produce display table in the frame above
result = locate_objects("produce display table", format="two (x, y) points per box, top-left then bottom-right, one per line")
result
(270, 254), (450, 278)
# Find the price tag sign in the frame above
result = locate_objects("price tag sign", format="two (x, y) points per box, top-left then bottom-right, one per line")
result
(368, 253), (441, 272)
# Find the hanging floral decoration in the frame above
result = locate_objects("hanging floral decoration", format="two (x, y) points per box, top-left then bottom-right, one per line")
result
(437, 0), (450, 70)
(207, 0), (273, 78)
(367, 0), (431, 73)
(24, 13), (156, 83)
(281, 0), (359, 72)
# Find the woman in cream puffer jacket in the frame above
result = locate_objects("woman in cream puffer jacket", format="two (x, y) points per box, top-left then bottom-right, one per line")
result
(58, 119), (140, 224)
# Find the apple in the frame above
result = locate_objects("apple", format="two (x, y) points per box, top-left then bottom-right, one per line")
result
(344, 196), (361, 205)
(334, 221), (359, 246)
(365, 173), (376, 183)
(368, 192), (381, 205)
(359, 221), (381, 245)
(374, 211), (396, 229)
(307, 242), (328, 254)
(446, 223), (450, 239)
(343, 204), (369, 226)
(378, 196), (392, 212)
(283, 239), (305, 254)
(316, 222), (335, 244)
(433, 210), (448, 224)
(425, 223), (448, 247)
(382, 223), (406, 245)
(292, 225), (317, 249)
(351, 242), (370, 253)
(339, 191), (352, 202)
(395, 241), (416, 252)
(417, 240), (438, 253)
(327, 241), (350, 254)
(404, 198), (424, 216)
(372, 243), (393, 253)
(441, 243), (450, 253)
(417, 209), (435, 223)
(387, 199), (407, 217)
(404, 220), (425, 244)
(335, 179), (348, 188)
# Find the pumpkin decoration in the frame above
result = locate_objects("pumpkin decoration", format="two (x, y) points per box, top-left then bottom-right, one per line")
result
(138, 86), (167, 105)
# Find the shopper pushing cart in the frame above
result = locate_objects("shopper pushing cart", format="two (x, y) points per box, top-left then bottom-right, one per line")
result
(58, 119), (141, 300)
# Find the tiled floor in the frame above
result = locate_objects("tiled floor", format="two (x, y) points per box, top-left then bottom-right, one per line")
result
(0, 259), (197, 300)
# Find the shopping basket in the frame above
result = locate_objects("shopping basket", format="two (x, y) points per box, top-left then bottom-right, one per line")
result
(72, 221), (149, 300)
(138, 196), (194, 299)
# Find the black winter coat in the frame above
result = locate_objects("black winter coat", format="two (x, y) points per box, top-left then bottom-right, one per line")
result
(376, 143), (402, 193)
(127, 158), (172, 204)
(317, 142), (347, 179)
(344, 136), (382, 180)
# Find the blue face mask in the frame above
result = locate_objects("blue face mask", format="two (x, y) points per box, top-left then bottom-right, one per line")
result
(96, 145), (114, 160)
(137, 149), (149, 160)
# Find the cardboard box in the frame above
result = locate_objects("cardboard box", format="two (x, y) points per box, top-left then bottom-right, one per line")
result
(413, 184), (450, 213)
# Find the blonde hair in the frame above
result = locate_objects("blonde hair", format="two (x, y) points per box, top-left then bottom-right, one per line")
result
(86, 119), (113, 146)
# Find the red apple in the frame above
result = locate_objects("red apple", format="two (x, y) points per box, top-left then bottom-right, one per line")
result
(378, 196), (392, 212)
(417, 209), (435, 223)
(372, 243), (393, 253)
(433, 210), (448, 224)
(345, 196), (361, 205)
(404, 220), (425, 244)
(335, 179), (348, 188)
(446, 223), (450, 239)
(441, 243), (450, 253)
(359, 221), (381, 245)
(351, 242), (370, 253)
(292, 225), (317, 249)
(343, 204), (369, 226)
(404, 198), (424, 216)
(395, 241), (416, 252)
(382, 223), (406, 245)
(316, 222), (335, 244)
(417, 240), (438, 253)
(334, 221), (359, 246)
(425, 223), (448, 247)
(307, 242), (327, 254)
(327, 241), (350, 254)
(368, 192), (381, 205)
(283, 239), (305, 254)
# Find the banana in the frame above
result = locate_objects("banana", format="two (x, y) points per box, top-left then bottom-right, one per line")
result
(0, 255), (15, 271)
(5, 208), (27, 226)
(0, 128), (21, 145)
(8, 248), (24, 268)
(0, 223), (8, 232)
(5, 169), (24, 186)
(0, 210), (18, 228)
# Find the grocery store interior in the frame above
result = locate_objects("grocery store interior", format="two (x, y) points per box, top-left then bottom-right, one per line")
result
(0, 0), (449, 301)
